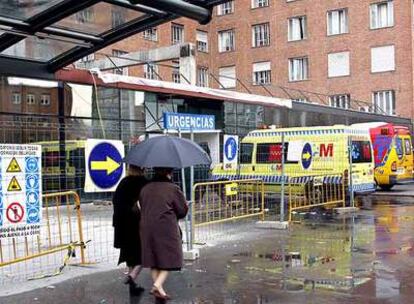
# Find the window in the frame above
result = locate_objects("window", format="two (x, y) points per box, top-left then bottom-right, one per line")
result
(79, 53), (94, 63)
(370, 1), (394, 29)
(373, 90), (395, 115)
(253, 62), (271, 85)
(252, 23), (270, 47)
(404, 138), (412, 155)
(289, 57), (308, 81)
(395, 137), (403, 159)
(288, 16), (307, 41)
(328, 51), (350, 77)
(219, 66), (236, 88)
(11, 93), (21, 105)
(197, 67), (209, 87)
(240, 143), (253, 164)
(196, 31), (208, 52)
(217, 1), (234, 15)
(327, 9), (348, 35)
(75, 7), (94, 23)
(257, 143), (282, 163)
(329, 94), (351, 109)
(172, 61), (180, 83)
(112, 9), (125, 28)
(256, 143), (297, 164)
(351, 141), (372, 163)
(112, 50), (129, 75)
(40, 94), (51, 106)
(218, 29), (235, 52)
(252, 0), (269, 9)
(26, 94), (35, 105)
(291, 98), (309, 103)
(143, 28), (158, 41)
(171, 23), (184, 45)
(359, 105), (374, 113)
(371, 45), (395, 73)
(144, 63), (158, 80)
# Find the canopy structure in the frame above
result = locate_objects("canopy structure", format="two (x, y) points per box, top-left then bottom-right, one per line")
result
(0, 0), (225, 79)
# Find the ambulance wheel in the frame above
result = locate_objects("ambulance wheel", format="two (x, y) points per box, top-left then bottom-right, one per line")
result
(379, 184), (394, 191)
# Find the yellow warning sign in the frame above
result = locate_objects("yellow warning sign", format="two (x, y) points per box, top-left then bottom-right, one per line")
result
(6, 158), (21, 173)
(225, 182), (238, 196)
(7, 176), (22, 192)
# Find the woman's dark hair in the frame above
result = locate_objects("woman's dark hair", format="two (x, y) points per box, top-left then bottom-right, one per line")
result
(128, 165), (144, 176)
(154, 167), (174, 177)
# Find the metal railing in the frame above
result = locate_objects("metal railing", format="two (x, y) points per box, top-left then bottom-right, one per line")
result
(288, 174), (346, 222)
(190, 179), (265, 244)
(0, 191), (87, 281)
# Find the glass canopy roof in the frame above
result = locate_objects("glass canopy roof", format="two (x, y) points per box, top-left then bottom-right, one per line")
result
(0, 0), (225, 77)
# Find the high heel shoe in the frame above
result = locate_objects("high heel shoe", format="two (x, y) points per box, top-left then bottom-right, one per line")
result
(152, 285), (171, 300)
(123, 275), (134, 285)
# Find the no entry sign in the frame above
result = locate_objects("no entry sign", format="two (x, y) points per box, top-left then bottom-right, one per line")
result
(6, 202), (24, 223)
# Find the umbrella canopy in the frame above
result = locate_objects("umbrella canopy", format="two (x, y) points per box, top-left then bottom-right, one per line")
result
(124, 135), (211, 169)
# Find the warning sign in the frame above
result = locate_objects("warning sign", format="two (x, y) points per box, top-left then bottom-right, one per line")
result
(6, 202), (24, 223)
(7, 176), (22, 192)
(6, 157), (21, 173)
(0, 144), (42, 239)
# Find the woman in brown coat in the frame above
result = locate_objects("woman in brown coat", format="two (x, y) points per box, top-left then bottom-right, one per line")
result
(139, 167), (188, 300)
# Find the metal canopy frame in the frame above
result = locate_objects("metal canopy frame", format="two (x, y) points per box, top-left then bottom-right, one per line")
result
(0, 0), (226, 78)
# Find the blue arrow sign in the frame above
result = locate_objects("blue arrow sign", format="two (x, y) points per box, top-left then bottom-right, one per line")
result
(301, 143), (312, 170)
(88, 142), (123, 189)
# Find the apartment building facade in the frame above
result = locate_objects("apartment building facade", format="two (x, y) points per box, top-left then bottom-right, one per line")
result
(88, 0), (413, 119)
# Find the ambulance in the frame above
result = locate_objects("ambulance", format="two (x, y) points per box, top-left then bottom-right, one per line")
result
(352, 122), (413, 190)
(212, 125), (376, 195)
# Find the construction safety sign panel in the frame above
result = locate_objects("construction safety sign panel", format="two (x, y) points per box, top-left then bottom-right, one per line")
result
(84, 139), (125, 193)
(0, 144), (42, 239)
(223, 135), (238, 170)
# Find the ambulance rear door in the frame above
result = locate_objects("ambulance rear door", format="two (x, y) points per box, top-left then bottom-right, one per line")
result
(350, 138), (375, 192)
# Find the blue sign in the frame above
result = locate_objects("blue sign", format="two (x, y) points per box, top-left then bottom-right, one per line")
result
(27, 206), (40, 224)
(26, 175), (39, 189)
(88, 142), (123, 189)
(26, 191), (39, 206)
(224, 137), (238, 161)
(0, 195), (2, 227)
(163, 112), (215, 131)
(25, 157), (39, 173)
(301, 143), (312, 170)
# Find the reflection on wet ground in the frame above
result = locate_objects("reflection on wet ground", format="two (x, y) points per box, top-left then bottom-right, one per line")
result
(2, 199), (414, 303)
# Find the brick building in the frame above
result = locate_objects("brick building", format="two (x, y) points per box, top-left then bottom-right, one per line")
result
(91, 0), (413, 119)
(0, 77), (72, 143)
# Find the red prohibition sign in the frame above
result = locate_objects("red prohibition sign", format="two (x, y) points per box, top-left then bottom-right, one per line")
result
(6, 202), (24, 223)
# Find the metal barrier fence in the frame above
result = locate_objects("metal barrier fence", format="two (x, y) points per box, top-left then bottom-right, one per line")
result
(0, 191), (87, 282)
(191, 179), (265, 244)
(288, 174), (346, 222)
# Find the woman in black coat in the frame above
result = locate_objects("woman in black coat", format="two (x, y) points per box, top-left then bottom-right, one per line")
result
(112, 165), (147, 293)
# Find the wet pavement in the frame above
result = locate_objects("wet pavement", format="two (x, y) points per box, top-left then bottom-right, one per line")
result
(372, 183), (414, 197)
(2, 198), (414, 303)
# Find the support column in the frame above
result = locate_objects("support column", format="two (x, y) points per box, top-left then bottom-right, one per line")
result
(58, 81), (67, 191)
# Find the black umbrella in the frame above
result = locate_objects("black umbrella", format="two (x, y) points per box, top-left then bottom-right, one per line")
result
(124, 135), (211, 168)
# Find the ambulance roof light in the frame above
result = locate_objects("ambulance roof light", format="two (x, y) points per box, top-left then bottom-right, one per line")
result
(381, 128), (389, 135)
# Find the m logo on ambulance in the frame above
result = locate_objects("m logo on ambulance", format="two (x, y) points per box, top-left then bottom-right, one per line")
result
(320, 143), (334, 158)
